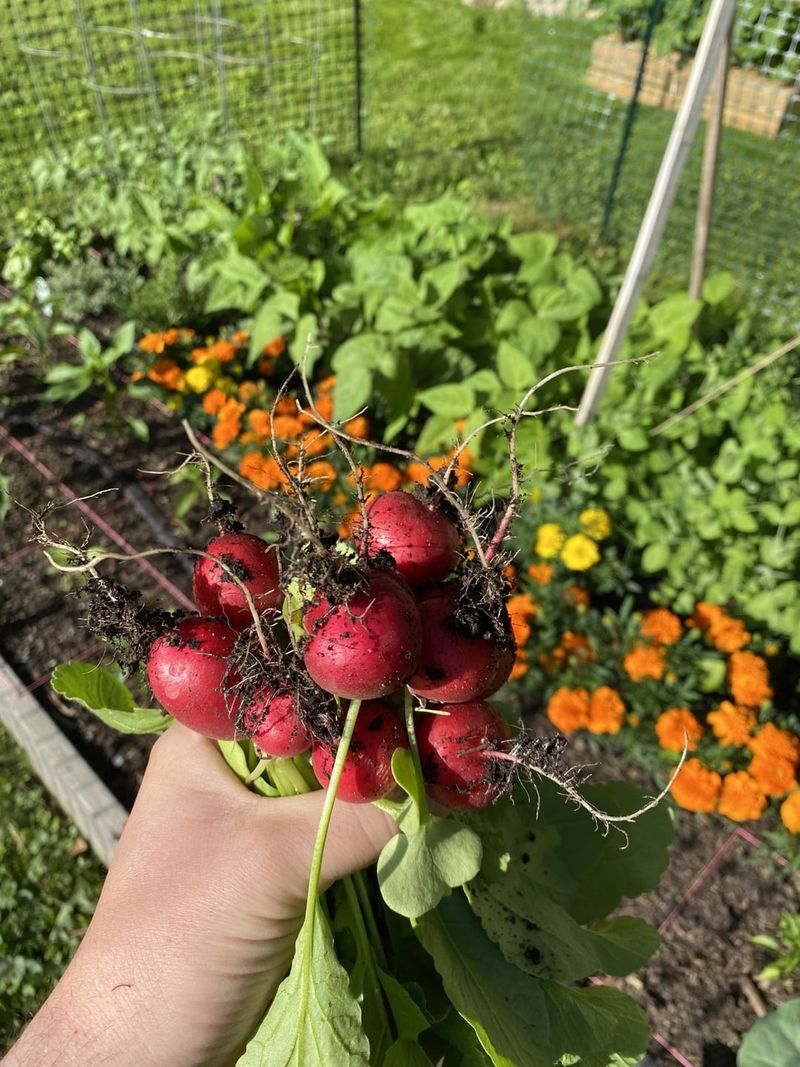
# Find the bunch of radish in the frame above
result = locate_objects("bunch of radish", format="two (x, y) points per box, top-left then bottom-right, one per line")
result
(145, 488), (519, 811)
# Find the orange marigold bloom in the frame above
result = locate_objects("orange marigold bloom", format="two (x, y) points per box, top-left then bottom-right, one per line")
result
(655, 708), (703, 752)
(247, 409), (271, 442)
(139, 331), (168, 354)
(238, 381), (260, 402)
(717, 772), (767, 822)
(338, 506), (361, 540)
(212, 398), (245, 450)
(547, 687), (590, 734)
(317, 375), (336, 393)
(344, 415), (370, 439)
(301, 429), (333, 458)
(689, 602), (750, 653)
(728, 651), (772, 707)
(587, 687), (625, 735)
(560, 630), (594, 661)
(748, 723), (800, 767)
(507, 593), (538, 619)
(527, 562), (553, 585)
(509, 651), (528, 681)
(305, 460), (337, 491)
(566, 585), (590, 607)
(257, 356), (276, 378)
(273, 397), (297, 416)
(262, 335), (286, 358)
(623, 644), (666, 682)
(749, 753), (797, 797)
(363, 463), (404, 494)
(208, 339), (236, 363)
(232, 329), (250, 346)
(503, 564), (518, 589)
(147, 358), (184, 391)
(670, 759), (722, 813)
(272, 415), (304, 441)
(315, 393), (334, 423)
(706, 701), (757, 747)
(130, 370), (145, 381)
(238, 452), (289, 491)
(203, 388), (229, 416)
(780, 791), (800, 833)
(640, 608), (682, 646)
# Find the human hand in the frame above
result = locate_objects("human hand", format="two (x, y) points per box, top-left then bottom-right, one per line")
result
(5, 722), (395, 1067)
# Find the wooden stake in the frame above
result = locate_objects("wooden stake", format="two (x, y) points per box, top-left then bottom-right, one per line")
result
(575, 0), (738, 427)
(689, 26), (732, 301)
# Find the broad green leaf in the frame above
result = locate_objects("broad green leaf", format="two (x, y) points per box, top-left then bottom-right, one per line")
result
(641, 542), (670, 574)
(508, 233), (557, 269)
(333, 366), (373, 422)
(414, 894), (552, 1066)
(648, 293), (702, 341)
(377, 818), (483, 919)
(290, 313), (320, 375)
(417, 383), (475, 418)
(377, 969), (430, 1040)
(540, 983), (648, 1065)
(51, 662), (170, 735)
(249, 301), (284, 363)
(384, 1041), (434, 1067)
(702, 271), (737, 305)
(617, 428), (649, 452)
(204, 248), (269, 313)
(238, 903), (369, 1067)
(517, 316), (561, 361)
(111, 320), (135, 355)
(332, 334), (395, 377)
(497, 341), (534, 391)
(738, 998), (800, 1067)
(422, 260), (467, 305)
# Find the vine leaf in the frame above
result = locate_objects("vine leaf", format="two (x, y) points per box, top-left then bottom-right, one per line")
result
(237, 902), (369, 1067)
(51, 661), (170, 734)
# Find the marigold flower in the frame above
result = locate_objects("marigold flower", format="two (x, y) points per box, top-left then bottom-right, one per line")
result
(717, 772), (767, 821)
(272, 414), (304, 441)
(305, 460), (337, 491)
(509, 651), (528, 681)
(344, 415), (370, 439)
(257, 357), (276, 378)
(139, 331), (168, 354)
(130, 370), (145, 381)
(527, 562), (553, 585)
(670, 759), (721, 813)
(184, 365), (215, 394)
(706, 701), (756, 747)
(237, 381), (260, 402)
(208, 339), (236, 363)
(749, 753), (797, 797)
(560, 631), (594, 661)
(405, 452), (471, 489)
(232, 329), (250, 346)
(503, 564), (517, 589)
(535, 523), (565, 559)
(212, 398), (245, 450)
(546, 687), (590, 734)
(262, 335), (286, 359)
(300, 429), (332, 459)
(317, 375), (336, 393)
(508, 594), (537, 649)
(640, 608), (682, 646)
(147, 358), (184, 391)
(780, 791), (800, 833)
(238, 452), (288, 491)
(748, 723), (800, 767)
(560, 533), (600, 572)
(314, 392), (334, 423)
(566, 585), (590, 607)
(358, 463), (404, 494)
(728, 651), (773, 707)
(623, 644), (666, 682)
(202, 388), (229, 416)
(579, 508), (611, 541)
(338, 506), (361, 539)
(655, 708), (703, 752)
(689, 602), (750, 653)
(587, 687), (625, 735)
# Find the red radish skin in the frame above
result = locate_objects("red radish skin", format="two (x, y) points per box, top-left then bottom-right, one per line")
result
(303, 570), (421, 700)
(311, 701), (407, 803)
(416, 701), (512, 810)
(193, 533), (282, 630)
(242, 687), (312, 758)
(355, 491), (461, 588)
(408, 586), (515, 704)
(147, 617), (241, 740)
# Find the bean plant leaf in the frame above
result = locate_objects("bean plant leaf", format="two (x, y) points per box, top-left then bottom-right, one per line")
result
(238, 903), (369, 1067)
(540, 983), (649, 1065)
(738, 998), (800, 1067)
(51, 661), (170, 734)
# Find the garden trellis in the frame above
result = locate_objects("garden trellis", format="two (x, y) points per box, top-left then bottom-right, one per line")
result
(0, 0), (363, 206)
(523, 0), (800, 322)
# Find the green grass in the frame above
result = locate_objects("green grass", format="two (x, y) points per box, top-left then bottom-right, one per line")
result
(0, 726), (104, 1051)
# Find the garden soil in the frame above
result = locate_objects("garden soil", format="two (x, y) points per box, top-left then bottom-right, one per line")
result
(1, 372), (798, 1066)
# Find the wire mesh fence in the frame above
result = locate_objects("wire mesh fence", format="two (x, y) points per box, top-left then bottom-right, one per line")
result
(0, 0), (362, 206)
(523, 0), (800, 323)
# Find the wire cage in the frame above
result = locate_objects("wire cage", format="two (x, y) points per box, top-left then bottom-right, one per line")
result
(0, 0), (362, 207)
(523, 0), (800, 322)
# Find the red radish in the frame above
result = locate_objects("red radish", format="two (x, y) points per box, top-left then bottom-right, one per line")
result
(147, 617), (241, 740)
(311, 701), (407, 802)
(416, 701), (512, 810)
(193, 532), (282, 629)
(303, 569), (421, 700)
(242, 687), (312, 758)
(355, 491), (460, 587)
(408, 585), (515, 703)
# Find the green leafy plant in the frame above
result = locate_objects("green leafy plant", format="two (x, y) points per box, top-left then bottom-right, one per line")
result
(752, 913), (800, 984)
(738, 997), (800, 1066)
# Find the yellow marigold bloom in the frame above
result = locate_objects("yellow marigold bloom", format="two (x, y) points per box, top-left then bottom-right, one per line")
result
(579, 508), (611, 541)
(623, 644), (666, 682)
(655, 708), (703, 752)
(184, 365), (215, 394)
(749, 722), (800, 767)
(546, 687), (590, 735)
(536, 523), (565, 559)
(587, 687), (625, 735)
(749, 753), (797, 797)
(527, 562), (553, 585)
(670, 759), (721, 813)
(780, 791), (800, 833)
(640, 608), (682, 646)
(707, 701), (756, 747)
(560, 533), (600, 572)
(717, 772), (767, 822)
(728, 651), (773, 707)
